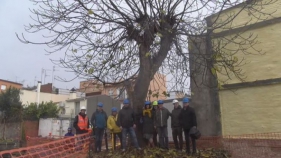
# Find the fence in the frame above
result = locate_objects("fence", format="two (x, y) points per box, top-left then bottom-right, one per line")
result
(0, 133), (91, 158)
(1, 132), (281, 158)
(222, 132), (281, 158)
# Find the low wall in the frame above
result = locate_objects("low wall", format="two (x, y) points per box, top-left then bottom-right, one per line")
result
(0, 122), (21, 140)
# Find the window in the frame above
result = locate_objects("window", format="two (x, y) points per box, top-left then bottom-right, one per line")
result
(1, 85), (6, 90)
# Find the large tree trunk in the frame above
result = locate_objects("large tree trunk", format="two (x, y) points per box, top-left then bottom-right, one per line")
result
(131, 45), (154, 147)
(131, 35), (173, 147)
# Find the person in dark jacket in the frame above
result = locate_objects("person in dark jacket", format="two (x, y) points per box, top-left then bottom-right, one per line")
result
(73, 106), (90, 135)
(142, 101), (154, 147)
(91, 102), (107, 153)
(65, 127), (75, 137)
(179, 98), (197, 155)
(171, 99), (183, 151)
(117, 99), (141, 151)
(154, 100), (171, 150)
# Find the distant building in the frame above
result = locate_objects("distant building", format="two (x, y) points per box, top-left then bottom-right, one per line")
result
(21, 82), (85, 106)
(0, 79), (23, 92)
(59, 95), (121, 118)
(79, 73), (167, 101)
(167, 91), (187, 99)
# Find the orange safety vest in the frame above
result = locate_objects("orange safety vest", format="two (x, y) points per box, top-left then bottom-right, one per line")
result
(77, 115), (88, 130)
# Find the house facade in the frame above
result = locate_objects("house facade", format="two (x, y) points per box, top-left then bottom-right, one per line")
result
(189, 0), (281, 136)
(0, 79), (23, 92)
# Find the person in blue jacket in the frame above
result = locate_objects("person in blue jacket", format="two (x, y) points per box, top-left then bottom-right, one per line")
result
(65, 127), (75, 137)
(91, 102), (108, 153)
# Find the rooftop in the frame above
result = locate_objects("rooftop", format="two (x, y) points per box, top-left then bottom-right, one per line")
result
(0, 79), (23, 86)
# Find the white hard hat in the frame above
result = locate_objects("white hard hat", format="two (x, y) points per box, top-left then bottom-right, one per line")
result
(80, 106), (86, 110)
(173, 99), (179, 104)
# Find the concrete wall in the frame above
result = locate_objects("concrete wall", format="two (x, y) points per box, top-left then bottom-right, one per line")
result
(189, 37), (222, 136)
(209, 0), (281, 136)
(0, 122), (21, 139)
(86, 95), (121, 122)
(20, 90), (70, 105)
(214, 23), (281, 84)
(219, 83), (281, 135)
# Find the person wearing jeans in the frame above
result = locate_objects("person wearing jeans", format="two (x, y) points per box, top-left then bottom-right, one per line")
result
(171, 99), (183, 151)
(91, 102), (107, 153)
(179, 98), (197, 155)
(117, 99), (141, 151)
(154, 100), (171, 150)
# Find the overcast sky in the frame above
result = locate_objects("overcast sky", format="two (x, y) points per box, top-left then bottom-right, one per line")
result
(0, 0), (81, 89)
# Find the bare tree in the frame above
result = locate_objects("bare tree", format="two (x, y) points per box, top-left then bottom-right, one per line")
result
(17, 0), (276, 134)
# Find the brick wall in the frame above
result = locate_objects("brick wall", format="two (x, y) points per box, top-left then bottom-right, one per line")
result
(0, 79), (22, 93)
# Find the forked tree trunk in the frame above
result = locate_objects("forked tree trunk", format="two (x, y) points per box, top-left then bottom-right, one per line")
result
(131, 34), (174, 147)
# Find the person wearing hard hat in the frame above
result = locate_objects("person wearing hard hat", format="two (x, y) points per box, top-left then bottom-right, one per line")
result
(171, 99), (183, 152)
(91, 102), (108, 153)
(151, 101), (158, 146)
(117, 99), (141, 152)
(154, 100), (171, 150)
(107, 107), (122, 150)
(179, 97), (197, 156)
(73, 106), (90, 135)
(142, 101), (155, 147)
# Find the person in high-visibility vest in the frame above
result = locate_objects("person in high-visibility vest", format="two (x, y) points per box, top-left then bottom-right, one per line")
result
(73, 106), (90, 151)
(107, 107), (122, 150)
(73, 106), (90, 135)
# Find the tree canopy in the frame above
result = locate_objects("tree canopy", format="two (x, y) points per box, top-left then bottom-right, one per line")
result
(23, 101), (60, 120)
(0, 87), (22, 123)
(18, 0), (276, 108)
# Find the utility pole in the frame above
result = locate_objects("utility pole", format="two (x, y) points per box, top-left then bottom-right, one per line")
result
(52, 66), (59, 87)
(44, 69), (51, 84)
(34, 76), (37, 87)
(41, 68), (44, 82)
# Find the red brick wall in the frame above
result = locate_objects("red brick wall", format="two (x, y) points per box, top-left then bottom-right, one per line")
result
(40, 83), (53, 93)
(0, 79), (22, 92)
(24, 121), (39, 137)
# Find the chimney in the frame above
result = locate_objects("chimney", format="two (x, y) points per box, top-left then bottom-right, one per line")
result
(36, 81), (42, 107)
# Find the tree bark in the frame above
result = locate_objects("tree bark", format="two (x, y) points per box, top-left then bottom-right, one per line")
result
(131, 35), (173, 147)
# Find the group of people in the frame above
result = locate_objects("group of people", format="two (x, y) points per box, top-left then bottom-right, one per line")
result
(72, 97), (198, 155)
